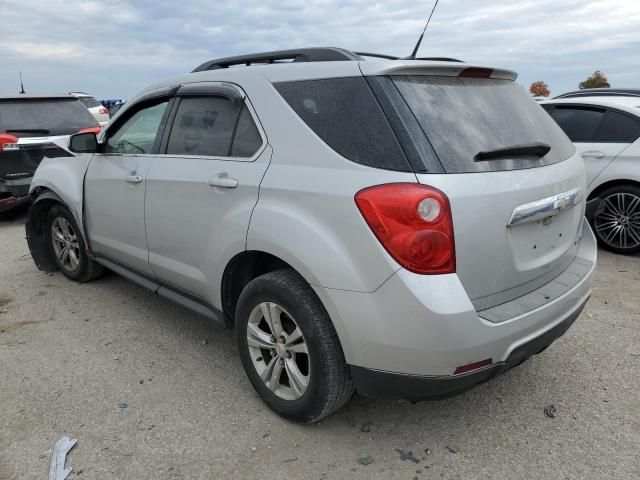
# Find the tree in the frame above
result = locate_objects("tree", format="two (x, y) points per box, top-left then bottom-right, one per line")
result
(579, 71), (610, 89)
(529, 81), (550, 97)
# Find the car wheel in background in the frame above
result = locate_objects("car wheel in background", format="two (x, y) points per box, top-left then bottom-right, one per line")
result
(47, 204), (104, 281)
(592, 184), (640, 255)
(235, 269), (354, 423)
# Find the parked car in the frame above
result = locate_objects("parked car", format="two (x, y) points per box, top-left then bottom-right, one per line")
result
(0, 94), (100, 213)
(26, 48), (596, 422)
(541, 96), (640, 254)
(69, 92), (110, 126)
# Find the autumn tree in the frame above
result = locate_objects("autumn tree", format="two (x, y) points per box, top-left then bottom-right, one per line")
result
(529, 81), (550, 97)
(579, 71), (610, 89)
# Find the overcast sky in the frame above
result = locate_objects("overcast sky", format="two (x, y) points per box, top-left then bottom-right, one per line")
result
(1, 0), (638, 100)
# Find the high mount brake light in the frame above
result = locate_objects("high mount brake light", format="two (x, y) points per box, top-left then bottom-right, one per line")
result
(458, 67), (493, 78)
(78, 127), (101, 134)
(0, 133), (19, 152)
(355, 183), (455, 274)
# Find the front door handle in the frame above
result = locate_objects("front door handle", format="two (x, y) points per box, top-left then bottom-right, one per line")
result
(208, 174), (238, 189)
(125, 175), (143, 184)
(582, 150), (605, 159)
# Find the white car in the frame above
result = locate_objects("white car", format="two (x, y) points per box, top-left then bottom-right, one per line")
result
(542, 94), (640, 254)
(69, 92), (109, 127)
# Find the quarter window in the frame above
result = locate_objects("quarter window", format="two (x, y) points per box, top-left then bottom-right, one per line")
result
(104, 101), (168, 154)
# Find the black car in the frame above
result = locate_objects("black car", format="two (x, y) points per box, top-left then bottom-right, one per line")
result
(0, 94), (99, 213)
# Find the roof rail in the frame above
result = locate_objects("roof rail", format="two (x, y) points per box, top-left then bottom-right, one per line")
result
(554, 88), (640, 99)
(192, 48), (362, 72)
(355, 52), (400, 60)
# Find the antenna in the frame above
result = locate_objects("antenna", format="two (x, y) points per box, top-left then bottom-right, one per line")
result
(19, 72), (25, 94)
(405, 0), (440, 60)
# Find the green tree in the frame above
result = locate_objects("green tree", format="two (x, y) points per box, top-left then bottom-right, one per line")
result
(579, 71), (610, 89)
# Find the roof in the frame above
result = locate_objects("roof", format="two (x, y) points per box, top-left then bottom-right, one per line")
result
(541, 97), (640, 116)
(0, 94), (78, 101)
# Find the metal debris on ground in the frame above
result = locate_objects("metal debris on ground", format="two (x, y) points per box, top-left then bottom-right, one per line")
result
(544, 404), (557, 418)
(48, 436), (77, 480)
(446, 445), (459, 454)
(395, 448), (420, 463)
(117, 403), (128, 409)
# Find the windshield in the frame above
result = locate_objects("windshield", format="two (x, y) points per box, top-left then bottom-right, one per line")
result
(0, 98), (98, 135)
(392, 75), (575, 173)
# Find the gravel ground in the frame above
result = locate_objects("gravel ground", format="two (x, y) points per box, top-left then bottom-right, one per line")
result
(1, 208), (639, 480)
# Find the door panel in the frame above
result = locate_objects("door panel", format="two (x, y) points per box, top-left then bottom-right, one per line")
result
(85, 154), (155, 274)
(84, 98), (170, 274)
(145, 146), (271, 301)
(575, 142), (627, 186)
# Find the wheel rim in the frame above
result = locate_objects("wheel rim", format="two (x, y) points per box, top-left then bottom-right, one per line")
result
(594, 192), (640, 249)
(51, 217), (81, 272)
(246, 302), (310, 400)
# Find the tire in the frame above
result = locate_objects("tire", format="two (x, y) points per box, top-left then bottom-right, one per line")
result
(46, 204), (104, 282)
(591, 184), (640, 255)
(235, 269), (354, 423)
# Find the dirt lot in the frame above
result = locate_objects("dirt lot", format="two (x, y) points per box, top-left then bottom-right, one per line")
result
(1, 208), (638, 480)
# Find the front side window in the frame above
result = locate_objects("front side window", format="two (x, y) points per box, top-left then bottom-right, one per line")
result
(166, 97), (262, 158)
(104, 101), (168, 154)
(549, 107), (604, 142)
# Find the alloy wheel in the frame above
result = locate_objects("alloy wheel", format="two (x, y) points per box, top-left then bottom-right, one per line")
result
(594, 192), (640, 250)
(51, 217), (81, 272)
(246, 302), (310, 400)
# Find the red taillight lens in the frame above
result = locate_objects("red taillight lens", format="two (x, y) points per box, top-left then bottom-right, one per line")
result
(454, 358), (493, 375)
(0, 133), (19, 152)
(355, 183), (455, 274)
(78, 126), (101, 134)
(99, 107), (108, 115)
(458, 67), (493, 78)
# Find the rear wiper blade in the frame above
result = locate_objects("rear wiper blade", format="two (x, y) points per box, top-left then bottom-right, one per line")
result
(474, 142), (551, 162)
(6, 128), (50, 134)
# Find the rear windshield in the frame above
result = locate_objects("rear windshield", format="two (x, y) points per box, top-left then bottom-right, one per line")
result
(392, 76), (575, 173)
(0, 98), (98, 135)
(78, 96), (101, 108)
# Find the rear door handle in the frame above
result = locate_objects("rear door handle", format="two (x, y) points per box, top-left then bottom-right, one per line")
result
(208, 174), (238, 189)
(582, 150), (605, 159)
(125, 175), (143, 184)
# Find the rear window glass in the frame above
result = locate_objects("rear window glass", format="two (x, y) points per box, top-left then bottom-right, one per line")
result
(276, 77), (411, 171)
(549, 107), (604, 142)
(596, 110), (640, 143)
(78, 96), (101, 108)
(392, 76), (575, 173)
(0, 99), (98, 135)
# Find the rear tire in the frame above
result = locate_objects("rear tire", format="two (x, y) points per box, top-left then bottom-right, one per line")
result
(46, 204), (104, 282)
(235, 269), (354, 423)
(591, 184), (640, 255)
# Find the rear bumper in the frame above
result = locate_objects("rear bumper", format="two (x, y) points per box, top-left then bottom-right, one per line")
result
(0, 177), (33, 213)
(351, 298), (586, 399)
(313, 218), (596, 381)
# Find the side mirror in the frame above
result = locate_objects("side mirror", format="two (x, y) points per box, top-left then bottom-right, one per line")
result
(69, 132), (98, 153)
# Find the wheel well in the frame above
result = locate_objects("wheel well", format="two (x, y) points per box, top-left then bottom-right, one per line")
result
(221, 251), (293, 326)
(25, 191), (62, 272)
(588, 179), (640, 200)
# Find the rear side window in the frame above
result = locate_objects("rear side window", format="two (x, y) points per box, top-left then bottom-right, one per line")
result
(392, 76), (575, 173)
(596, 110), (640, 142)
(549, 107), (604, 142)
(166, 97), (262, 158)
(276, 77), (411, 171)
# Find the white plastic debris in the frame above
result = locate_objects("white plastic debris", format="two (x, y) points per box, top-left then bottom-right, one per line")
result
(48, 436), (77, 480)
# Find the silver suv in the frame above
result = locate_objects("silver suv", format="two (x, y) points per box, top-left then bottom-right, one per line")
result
(26, 48), (596, 422)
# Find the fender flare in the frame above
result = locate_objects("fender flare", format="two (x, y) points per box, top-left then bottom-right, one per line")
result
(25, 189), (66, 272)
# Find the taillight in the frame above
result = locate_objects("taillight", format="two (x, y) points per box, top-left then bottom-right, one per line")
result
(99, 107), (108, 115)
(458, 67), (493, 78)
(78, 127), (101, 134)
(0, 133), (19, 152)
(355, 183), (455, 274)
